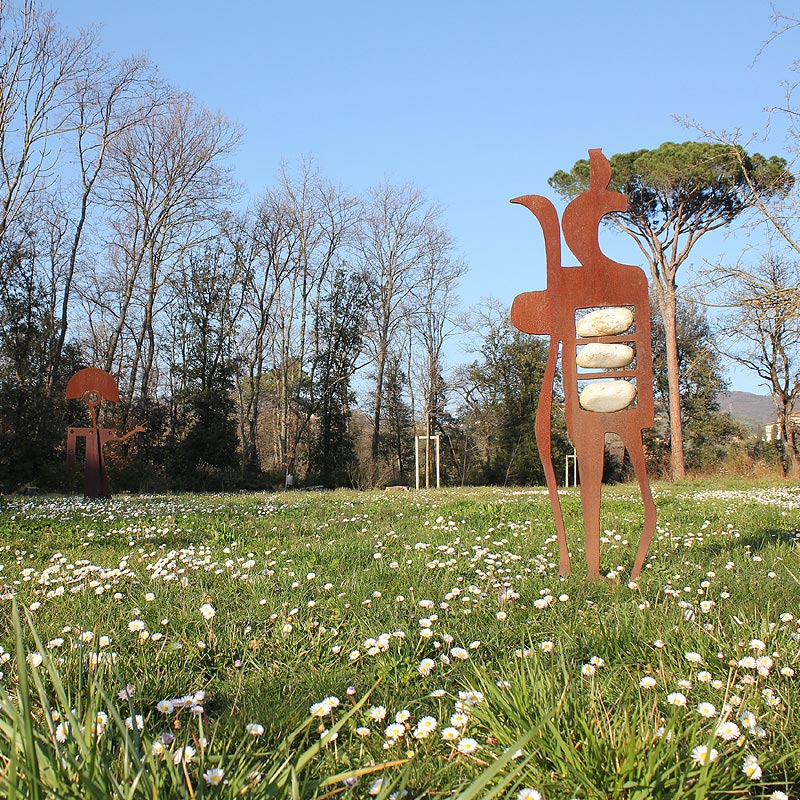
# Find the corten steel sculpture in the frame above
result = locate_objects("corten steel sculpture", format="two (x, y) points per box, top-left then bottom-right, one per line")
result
(510, 149), (656, 580)
(65, 368), (144, 499)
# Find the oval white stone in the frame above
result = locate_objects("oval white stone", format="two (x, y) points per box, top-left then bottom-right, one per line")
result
(575, 307), (634, 338)
(579, 380), (636, 413)
(576, 343), (635, 369)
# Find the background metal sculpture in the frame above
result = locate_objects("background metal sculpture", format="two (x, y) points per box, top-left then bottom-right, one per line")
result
(510, 149), (656, 580)
(66, 368), (143, 498)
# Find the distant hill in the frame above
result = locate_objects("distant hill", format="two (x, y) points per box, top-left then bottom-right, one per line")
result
(718, 391), (776, 435)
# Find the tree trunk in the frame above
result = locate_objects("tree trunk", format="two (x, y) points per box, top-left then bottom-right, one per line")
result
(662, 288), (686, 480)
(779, 407), (800, 478)
(103, 255), (143, 376)
(789, 433), (800, 480)
(48, 194), (88, 394)
(371, 342), (387, 464)
(394, 411), (405, 481)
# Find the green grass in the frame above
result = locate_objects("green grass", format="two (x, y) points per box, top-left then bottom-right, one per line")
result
(0, 480), (799, 798)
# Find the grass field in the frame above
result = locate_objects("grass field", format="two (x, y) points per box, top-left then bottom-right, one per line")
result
(1, 480), (799, 799)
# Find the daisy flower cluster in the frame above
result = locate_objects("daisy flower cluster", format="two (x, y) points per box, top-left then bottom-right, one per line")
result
(631, 625), (798, 786)
(340, 687), (488, 759)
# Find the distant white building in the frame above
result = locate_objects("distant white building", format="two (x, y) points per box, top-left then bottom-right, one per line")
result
(765, 414), (800, 442)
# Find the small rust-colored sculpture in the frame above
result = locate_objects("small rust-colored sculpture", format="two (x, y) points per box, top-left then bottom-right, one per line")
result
(511, 149), (656, 580)
(65, 368), (143, 498)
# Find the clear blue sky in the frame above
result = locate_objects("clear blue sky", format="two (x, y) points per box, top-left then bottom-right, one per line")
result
(55, 0), (798, 393)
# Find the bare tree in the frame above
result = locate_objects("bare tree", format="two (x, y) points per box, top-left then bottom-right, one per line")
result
(96, 91), (240, 410)
(228, 164), (360, 480)
(285, 169), (360, 477)
(0, 0), (96, 250)
(45, 54), (162, 391)
(224, 207), (278, 474)
(409, 225), (465, 487)
(269, 161), (358, 474)
(359, 182), (440, 472)
(685, 13), (800, 477)
(712, 256), (800, 476)
(0, 0), (166, 423)
(231, 198), (295, 474)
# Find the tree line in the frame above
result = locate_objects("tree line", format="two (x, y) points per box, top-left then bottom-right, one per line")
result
(1, 0), (798, 491)
(0, 0), (468, 490)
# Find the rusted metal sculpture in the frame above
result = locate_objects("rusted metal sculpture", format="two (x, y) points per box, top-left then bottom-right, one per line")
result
(65, 368), (144, 499)
(510, 149), (656, 580)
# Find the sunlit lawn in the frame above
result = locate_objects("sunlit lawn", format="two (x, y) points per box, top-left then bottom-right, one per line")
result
(1, 480), (799, 798)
